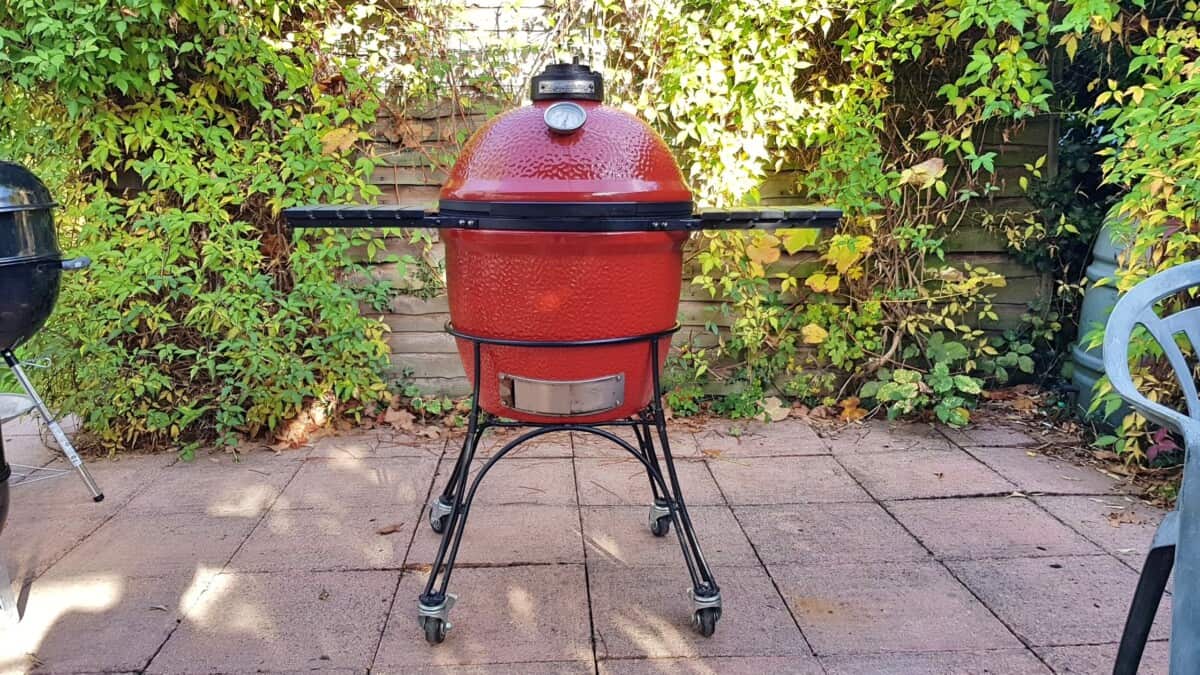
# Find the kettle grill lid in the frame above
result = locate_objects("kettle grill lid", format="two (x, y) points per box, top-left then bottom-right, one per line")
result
(0, 161), (56, 213)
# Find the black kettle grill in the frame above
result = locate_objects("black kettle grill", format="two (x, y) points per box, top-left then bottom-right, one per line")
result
(0, 162), (104, 509)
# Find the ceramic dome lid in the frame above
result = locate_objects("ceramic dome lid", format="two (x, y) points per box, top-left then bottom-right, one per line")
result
(440, 66), (691, 206)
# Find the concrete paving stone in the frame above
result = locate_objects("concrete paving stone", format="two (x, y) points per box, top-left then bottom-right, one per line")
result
(1035, 641), (1169, 674)
(771, 560), (1022, 656)
(372, 429), (449, 458)
(582, 506), (757, 567)
(229, 505), (413, 572)
(588, 563), (808, 659)
(576, 456), (723, 506)
(123, 453), (300, 517)
(407, 504), (583, 565)
(377, 662), (594, 675)
(432, 456), (577, 505)
(946, 555), (1171, 646)
(941, 421), (1038, 447)
(0, 572), (202, 674)
(819, 649), (1051, 674)
(273, 455), (438, 510)
(45, 511), (258, 579)
(472, 426), (573, 459)
(148, 570), (394, 673)
(735, 502), (929, 565)
(706, 456), (871, 505)
(8, 454), (172, 511)
(375, 565), (593, 668)
(963, 446), (1122, 495)
(1034, 495), (1165, 564)
(826, 419), (958, 455)
(1, 433), (57, 466)
(598, 655), (822, 674)
(692, 419), (829, 457)
(887, 496), (1103, 560)
(309, 431), (380, 459)
(572, 427), (703, 459)
(839, 448), (1015, 500)
(0, 504), (112, 581)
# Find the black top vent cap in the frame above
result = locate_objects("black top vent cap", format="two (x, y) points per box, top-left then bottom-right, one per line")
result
(530, 60), (604, 102)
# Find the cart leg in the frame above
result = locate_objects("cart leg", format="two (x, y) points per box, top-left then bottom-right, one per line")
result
(428, 423), (488, 534)
(635, 420), (672, 537)
(418, 342), (485, 644)
(2, 351), (103, 502)
(648, 339), (722, 637)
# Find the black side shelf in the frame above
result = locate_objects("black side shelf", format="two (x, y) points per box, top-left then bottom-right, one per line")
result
(283, 203), (843, 231)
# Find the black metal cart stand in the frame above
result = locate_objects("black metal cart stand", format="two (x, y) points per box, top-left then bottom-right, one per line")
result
(415, 323), (721, 643)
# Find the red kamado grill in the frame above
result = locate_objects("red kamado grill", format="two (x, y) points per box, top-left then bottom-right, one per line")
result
(286, 61), (841, 644)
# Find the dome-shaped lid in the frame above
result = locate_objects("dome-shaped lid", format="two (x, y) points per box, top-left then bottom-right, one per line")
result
(440, 101), (691, 204)
(0, 161), (55, 213)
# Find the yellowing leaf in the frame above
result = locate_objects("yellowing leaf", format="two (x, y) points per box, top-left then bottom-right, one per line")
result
(801, 323), (828, 344)
(746, 242), (781, 265)
(320, 126), (358, 155)
(782, 228), (820, 254)
(899, 157), (946, 188)
(825, 234), (874, 274)
(805, 273), (840, 293)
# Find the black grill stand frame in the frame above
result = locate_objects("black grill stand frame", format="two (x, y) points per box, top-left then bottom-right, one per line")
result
(416, 323), (721, 643)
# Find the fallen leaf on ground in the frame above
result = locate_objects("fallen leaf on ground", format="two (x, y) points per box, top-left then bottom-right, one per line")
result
(383, 407), (416, 432)
(761, 396), (790, 422)
(376, 522), (407, 536)
(701, 449), (723, 459)
(148, 604), (169, 612)
(838, 397), (868, 422)
(1107, 511), (1144, 527)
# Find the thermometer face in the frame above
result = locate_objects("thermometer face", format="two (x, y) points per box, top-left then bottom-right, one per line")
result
(543, 102), (587, 134)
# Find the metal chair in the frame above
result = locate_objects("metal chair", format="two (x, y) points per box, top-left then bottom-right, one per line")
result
(1104, 260), (1200, 674)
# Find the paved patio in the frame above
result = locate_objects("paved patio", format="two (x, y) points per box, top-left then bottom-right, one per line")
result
(0, 416), (1172, 674)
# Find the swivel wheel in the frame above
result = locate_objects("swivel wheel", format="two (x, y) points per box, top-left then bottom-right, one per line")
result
(428, 497), (454, 534)
(648, 500), (672, 537)
(649, 515), (671, 537)
(692, 607), (720, 637)
(420, 616), (447, 644)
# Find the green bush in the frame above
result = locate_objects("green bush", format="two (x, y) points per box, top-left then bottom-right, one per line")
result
(0, 1), (392, 454)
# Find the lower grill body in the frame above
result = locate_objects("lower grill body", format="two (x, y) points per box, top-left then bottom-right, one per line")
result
(0, 258), (61, 352)
(444, 228), (686, 423)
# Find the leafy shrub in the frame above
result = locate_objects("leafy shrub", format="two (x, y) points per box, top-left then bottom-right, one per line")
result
(0, 1), (394, 453)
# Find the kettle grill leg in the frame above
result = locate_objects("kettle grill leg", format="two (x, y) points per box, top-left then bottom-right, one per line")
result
(0, 559), (16, 625)
(2, 351), (104, 502)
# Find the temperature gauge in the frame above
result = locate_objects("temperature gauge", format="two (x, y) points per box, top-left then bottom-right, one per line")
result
(543, 102), (587, 134)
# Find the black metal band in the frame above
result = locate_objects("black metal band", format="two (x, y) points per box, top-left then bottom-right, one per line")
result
(445, 322), (681, 348)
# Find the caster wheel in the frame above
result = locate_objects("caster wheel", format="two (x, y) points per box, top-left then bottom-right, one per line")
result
(692, 607), (720, 637)
(421, 617), (447, 644)
(430, 513), (449, 534)
(428, 499), (452, 534)
(649, 516), (671, 537)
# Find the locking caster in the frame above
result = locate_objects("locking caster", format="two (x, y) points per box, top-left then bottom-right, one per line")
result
(648, 499), (672, 537)
(689, 587), (722, 637)
(417, 593), (456, 644)
(428, 496), (455, 534)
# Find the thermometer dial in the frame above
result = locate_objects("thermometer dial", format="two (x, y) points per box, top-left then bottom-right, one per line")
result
(543, 102), (587, 134)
